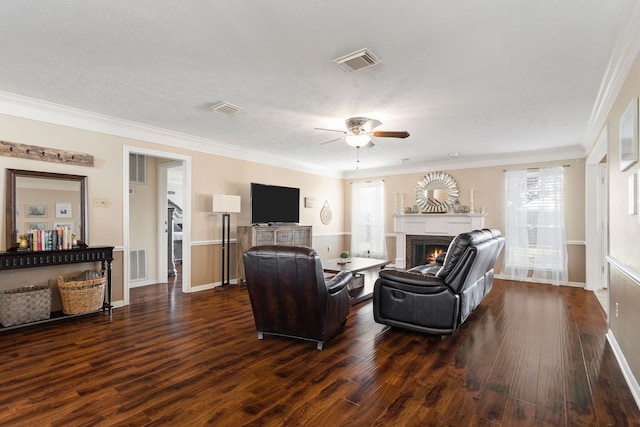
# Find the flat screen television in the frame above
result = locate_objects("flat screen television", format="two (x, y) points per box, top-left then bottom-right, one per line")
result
(251, 183), (300, 225)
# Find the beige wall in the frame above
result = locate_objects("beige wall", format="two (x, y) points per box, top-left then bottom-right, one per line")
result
(345, 158), (586, 281)
(0, 114), (346, 297)
(608, 56), (640, 267)
(604, 50), (640, 387)
(0, 111), (588, 296)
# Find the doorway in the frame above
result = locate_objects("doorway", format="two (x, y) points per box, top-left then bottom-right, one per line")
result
(123, 146), (192, 306)
(160, 161), (184, 278)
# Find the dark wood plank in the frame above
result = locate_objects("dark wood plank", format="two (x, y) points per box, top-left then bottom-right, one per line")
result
(0, 275), (638, 426)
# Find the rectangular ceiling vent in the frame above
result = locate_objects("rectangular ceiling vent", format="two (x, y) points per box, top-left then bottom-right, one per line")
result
(334, 48), (381, 73)
(209, 102), (243, 116)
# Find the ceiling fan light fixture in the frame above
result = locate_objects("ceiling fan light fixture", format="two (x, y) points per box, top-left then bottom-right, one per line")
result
(345, 134), (371, 147)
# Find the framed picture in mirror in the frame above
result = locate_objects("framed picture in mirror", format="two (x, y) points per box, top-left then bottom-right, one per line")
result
(55, 202), (72, 218)
(25, 204), (48, 217)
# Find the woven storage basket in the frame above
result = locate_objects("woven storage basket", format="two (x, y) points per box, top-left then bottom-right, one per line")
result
(348, 273), (364, 291)
(57, 273), (106, 315)
(0, 285), (51, 327)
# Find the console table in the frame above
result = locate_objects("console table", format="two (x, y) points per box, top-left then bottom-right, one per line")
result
(236, 225), (312, 283)
(0, 246), (114, 330)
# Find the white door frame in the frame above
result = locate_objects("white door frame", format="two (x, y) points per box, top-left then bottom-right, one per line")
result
(123, 146), (192, 306)
(585, 126), (608, 292)
(598, 162), (609, 291)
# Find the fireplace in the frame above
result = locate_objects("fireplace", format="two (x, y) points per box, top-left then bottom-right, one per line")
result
(392, 213), (486, 269)
(406, 235), (454, 268)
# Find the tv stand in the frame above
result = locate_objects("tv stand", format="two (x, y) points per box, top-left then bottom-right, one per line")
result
(236, 225), (312, 284)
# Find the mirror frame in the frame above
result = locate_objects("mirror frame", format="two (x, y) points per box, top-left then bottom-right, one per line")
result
(415, 171), (460, 213)
(5, 169), (88, 250)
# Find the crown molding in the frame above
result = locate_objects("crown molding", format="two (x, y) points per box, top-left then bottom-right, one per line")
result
(342, 146), (586, 179)
(584, 2), (640, 153)
(0, 91), (343, 179)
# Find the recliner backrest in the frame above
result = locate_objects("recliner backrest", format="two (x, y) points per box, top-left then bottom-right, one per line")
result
(436, 229), (502, 293)
(436, 230), (487, 279)
(243, 245), (327, 339)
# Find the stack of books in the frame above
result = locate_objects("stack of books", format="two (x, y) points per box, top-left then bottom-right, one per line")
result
(25, 227), (74, 251)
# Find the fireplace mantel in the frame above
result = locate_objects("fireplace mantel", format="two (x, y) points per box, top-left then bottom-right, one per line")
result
(393, 213), (486, 268)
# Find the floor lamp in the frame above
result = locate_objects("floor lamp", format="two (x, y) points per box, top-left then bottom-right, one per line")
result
(212, 194), (241, 286)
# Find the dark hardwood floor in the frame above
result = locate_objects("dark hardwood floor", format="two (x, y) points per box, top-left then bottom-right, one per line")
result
(1, 270), (639, 426)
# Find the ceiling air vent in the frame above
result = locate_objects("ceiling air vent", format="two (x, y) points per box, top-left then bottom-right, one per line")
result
(209, 102), (243, 116)
(334, 48), (381, 73)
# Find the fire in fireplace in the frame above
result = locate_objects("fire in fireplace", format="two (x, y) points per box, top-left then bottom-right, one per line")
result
(406, 235), (454, 268)
(427, 248), (443, 264)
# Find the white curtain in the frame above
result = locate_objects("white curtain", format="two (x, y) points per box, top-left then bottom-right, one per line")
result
(351, 181), (387, 259)
(503, 166), (568, 285)
(502, 169), (531, 280)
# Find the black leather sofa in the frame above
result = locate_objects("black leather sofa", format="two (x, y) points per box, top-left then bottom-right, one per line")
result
(373, 229), (505, 336)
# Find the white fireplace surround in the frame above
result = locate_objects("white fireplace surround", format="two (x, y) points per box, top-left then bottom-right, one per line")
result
(393, 213), (486, 268)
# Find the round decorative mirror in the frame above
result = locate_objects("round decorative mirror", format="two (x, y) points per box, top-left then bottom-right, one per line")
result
(415, 171), (460, 213)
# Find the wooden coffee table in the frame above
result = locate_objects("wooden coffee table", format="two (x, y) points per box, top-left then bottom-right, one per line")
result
(323, 257), (390, 305)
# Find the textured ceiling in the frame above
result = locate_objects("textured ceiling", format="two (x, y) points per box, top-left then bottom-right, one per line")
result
(0, 1), (635, 174)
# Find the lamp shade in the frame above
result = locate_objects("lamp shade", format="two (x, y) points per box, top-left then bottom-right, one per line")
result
(212, 194), (241, 213)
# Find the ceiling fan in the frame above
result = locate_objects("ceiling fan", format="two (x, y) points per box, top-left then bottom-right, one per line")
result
(315, 117), (410, 148)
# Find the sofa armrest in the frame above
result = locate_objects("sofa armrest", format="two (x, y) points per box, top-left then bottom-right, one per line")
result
(326, 271), (353, 294)
(379, 268), (444, 287)
(407, 264), (441, 275)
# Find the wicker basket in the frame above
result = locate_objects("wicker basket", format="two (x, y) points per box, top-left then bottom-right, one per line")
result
(57, 273), (106, 315)
(0, 285), (51, 327)
(348, 273), (364, 290)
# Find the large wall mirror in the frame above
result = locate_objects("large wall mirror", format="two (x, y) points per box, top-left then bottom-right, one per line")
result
(5, 169), (87, 250)
(415, 171), (460, 213)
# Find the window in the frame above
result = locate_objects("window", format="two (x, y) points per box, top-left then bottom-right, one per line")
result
(351, 181), (387, 259)
(503, 166), (568, 285)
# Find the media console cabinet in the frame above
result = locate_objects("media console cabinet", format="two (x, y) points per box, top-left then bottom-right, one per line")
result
(0, 246), (114, 330)
(236, 225), (312, 284)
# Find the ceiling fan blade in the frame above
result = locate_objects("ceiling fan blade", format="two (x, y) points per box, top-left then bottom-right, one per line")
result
(361, 119), (382, 132)
(372, 130), (410, 139)
(314, 127), (346, 134)
(319, 137), (344, 145)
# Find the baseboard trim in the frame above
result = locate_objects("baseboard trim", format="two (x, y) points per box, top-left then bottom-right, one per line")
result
(607, 329), (640, 410)
(495, 274), (585, 288)
(128, 278), (158, 288)
(189, 279), (238, 293)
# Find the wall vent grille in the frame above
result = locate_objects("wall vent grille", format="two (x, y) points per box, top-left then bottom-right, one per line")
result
(129, 153), (146, 184)
(129, 248), (147, 281)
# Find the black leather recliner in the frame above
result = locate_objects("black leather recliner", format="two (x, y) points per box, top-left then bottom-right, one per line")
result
(243, 245), (352, 350)
(373, 229), (505, 336)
